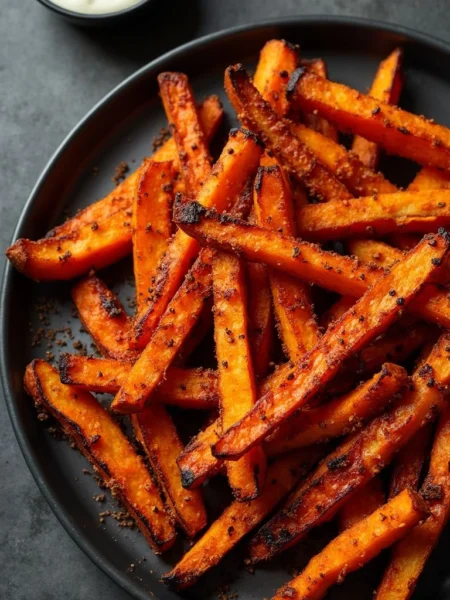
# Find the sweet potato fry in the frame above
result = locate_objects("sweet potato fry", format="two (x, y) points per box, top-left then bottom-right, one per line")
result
(388, 423), (433, 500)
(348, 238), (403, 267)
(6, 209), (133, 281)
(71, 274), (137, 362)
(248, 332), (450, 563)
(163, 449), (323, 589)
(113, 184), (253, 414)
(132, 160), (174, 311)
(288, 67), (450, 170)
(352, 49), (404, 169)
(338, 477), (385, 531)
(212, 233), (447, 460)
(6, 96), (223, 281)
(174, 201), (450, 329)
(254, 165), (319, 360)
(289, 120), (397, 196)
(247, 263), (274, 379)
(376, 406), (450, 600)
(265, 363), (408, 456)
(273, 489), (428, 600)
(253, 39), (300, 117)
(390, 162), (450, 250)
(158, 72), (212, 195)
(297, 190), (450, 241)
(408, 166), (450, 191)
(132, 404), (207, 538)
(153, 94), (223, 164)
(248, 41), (298, 374)
(178, 421), (222, 491)
(24, 360), (176, 552)
(213, 251), (266, 500)
(301, 58), (339, 142)
(225, 64), (353, 203)
(58, 355), (219, 409)
(113, 248), (214, 413)
(132, 128), (262, 349)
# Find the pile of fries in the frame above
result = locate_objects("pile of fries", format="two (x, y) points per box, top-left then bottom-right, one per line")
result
(10, 39), (450, 598)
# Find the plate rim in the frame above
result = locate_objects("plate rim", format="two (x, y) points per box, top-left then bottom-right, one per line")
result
(3, 14), (450, 600)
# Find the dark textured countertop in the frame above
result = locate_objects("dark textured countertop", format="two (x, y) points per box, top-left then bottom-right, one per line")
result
(2, 1), (450, 598)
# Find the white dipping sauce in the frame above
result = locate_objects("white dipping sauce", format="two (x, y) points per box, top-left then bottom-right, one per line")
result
(50, 0), (143, 14)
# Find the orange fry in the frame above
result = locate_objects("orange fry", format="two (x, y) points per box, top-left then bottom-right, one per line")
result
(132, 160), (174, 311)
(133, 404), (207, 538)
(158, 72), (212, 195)
(352, 49), (404, 169)
(174, 201), (450, 335)
(213, 251), (266, 501)
(247, 263), (274, 379)
(254, 165), (319, 360)
(301, 58), (339, 142)
(253, 39), (300, 117)
(71, 274), (137, 362)
(6, 209), (132, 281)
(58, 355), (218, 409)
(297, 190), (450, 242)
(288, 67), (450, 170)
(225, 64), (353, 203)
(24, 360), (175, 553)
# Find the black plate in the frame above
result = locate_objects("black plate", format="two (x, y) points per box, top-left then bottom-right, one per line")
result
(3, 16), (450, 600)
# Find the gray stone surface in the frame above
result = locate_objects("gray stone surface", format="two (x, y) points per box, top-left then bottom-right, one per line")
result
(2, 0), (450, 597)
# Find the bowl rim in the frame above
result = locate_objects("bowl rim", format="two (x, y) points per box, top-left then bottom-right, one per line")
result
(4, 14), (450, 599)
(36, 0), (152, 21)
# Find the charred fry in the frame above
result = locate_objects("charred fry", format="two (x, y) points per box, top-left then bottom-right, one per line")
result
(225, 64), (353, 203)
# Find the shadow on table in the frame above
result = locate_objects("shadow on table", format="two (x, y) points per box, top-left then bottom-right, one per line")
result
(73, 0), (203, 69)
